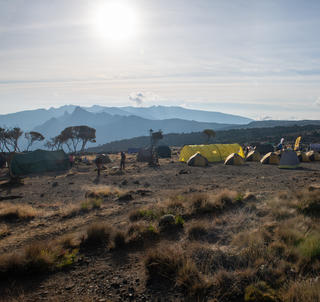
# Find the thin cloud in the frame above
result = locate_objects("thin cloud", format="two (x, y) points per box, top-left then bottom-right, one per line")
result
(129, 92), (159, 106)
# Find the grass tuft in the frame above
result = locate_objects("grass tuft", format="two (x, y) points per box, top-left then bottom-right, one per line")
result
(0, 204), (38, 221)
(81, 223), (113, 248)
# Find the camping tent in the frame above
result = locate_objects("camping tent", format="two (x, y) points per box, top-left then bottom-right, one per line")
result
(128, 148), (140, 154)
(279, 150), (300, 169)
(254, 144), (274, 154)
(306, 150), (320, 161)
(187, 152), (208, 167)
(310, 144), (320, 152)
(246, 150), (261, 162)
(0, 154), (6, 168)
(97, 154), (111, 164)
(137, 148), (152, 162)
(179, 144), (244, 163)
(260, 152), (280, 165)
(296, 151), (310, 162)
(10, 149), (70, 177)
(156, 145), (171, 158)
(224, 153), (244, 165)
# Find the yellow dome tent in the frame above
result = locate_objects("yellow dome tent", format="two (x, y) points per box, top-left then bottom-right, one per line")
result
(187, 152), (209, 167)
(246, 150), (261, 162)
(296, 151), (310, 162)
(179, 144), (244, 163)
(260, 152), (280, 165)
(224, 153), (244, 165)
(306, 150), (320, 161)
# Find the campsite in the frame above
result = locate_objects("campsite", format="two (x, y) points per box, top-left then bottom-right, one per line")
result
(1, 146), (320, 301)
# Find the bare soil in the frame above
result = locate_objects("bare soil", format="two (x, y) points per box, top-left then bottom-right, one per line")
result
(1, 152), (320, 301)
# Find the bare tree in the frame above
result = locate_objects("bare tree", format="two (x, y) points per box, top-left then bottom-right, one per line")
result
(203, 129), (216, 144)
(25, 131), (45, 151)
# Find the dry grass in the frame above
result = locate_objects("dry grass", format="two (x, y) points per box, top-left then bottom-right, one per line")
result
(187, 222), (209, 241)
(127, 222), (159, 247)
(84, 185), (126, 199)
(296, 189), (320, 217)
(0, 224), (10, 238)
(81, 223), (113, 248)
(283, 278), (320, 302)
(0, 204), (39, 221)
(145, 245), (210, 298)
(0, 239), (79, 279)
(61, 198), (102, 218)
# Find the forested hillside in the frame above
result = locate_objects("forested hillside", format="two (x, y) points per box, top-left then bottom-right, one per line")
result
(89, 124), (320, 153)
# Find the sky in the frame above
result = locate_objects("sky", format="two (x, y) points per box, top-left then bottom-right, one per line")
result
(1, 0), (320, 120)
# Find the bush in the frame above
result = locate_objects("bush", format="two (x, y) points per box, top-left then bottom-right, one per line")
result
(145, 247), (209, 297)
(127, 223), (159, 247)
(129, 209), (158, 222)
(298, 233), (320, 261)
(296, 190), (320, 217)
(244, 281), (280, 302)
(81, 223), (113, 248)
(113, 231), (126, 249)
(188, 223), (208, 241)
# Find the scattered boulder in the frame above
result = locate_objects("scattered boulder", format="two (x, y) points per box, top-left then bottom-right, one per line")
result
(52, 182), (58, 187)
(118, 193), (133, 202)
(159, 214), (175, 228)
(179, 169), (191, 175)
(121, 179), (128, 186)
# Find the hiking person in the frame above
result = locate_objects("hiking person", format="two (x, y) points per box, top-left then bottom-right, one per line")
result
(95, 155), (103, 176)
(69, 154), (75, 168)
(120, 151), (126, 170)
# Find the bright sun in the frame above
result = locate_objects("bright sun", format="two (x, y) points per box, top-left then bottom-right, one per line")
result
(94, 2), (138, 42)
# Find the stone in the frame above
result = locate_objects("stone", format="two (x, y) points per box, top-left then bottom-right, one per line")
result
(159, 214), (175, 228)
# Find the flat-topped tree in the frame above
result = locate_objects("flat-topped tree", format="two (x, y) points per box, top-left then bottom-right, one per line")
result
(25, 131), (45, 151)
(47, 126), (96, 153)
(0, 127), (23, 152)
(203, 129), (216, 144)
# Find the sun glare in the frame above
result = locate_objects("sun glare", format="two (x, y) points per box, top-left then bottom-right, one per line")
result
(94, 2), (138, 42)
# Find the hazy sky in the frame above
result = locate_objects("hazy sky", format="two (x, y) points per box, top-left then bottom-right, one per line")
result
(1, 0), (320, 120)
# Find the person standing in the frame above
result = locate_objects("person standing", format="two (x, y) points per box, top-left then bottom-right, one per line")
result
(95, 155), (103, 176)
(120, 151), (126, 170)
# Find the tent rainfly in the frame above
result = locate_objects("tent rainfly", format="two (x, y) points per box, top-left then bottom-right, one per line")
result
(10, 149), (70, 177)
(179, 144), (244, 163)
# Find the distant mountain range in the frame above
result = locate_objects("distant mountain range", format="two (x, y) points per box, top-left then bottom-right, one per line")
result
(1, 105), (320, 150)
(0, 105), (252, 149)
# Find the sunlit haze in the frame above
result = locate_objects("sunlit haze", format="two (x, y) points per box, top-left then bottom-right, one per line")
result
(1, 0), (320, 120)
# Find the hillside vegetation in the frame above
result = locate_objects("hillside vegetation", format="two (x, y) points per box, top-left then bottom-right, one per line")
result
(89, 124), (320, 153)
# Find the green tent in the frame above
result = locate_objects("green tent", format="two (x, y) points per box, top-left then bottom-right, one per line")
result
(10, 149), (70, 177)
(156, 145), (171, 158)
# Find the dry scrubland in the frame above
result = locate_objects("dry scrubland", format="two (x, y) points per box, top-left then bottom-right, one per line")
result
(0, 151), (320, 301)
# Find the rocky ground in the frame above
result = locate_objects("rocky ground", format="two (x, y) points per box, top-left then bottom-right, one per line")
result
(0, 152), (320, 301)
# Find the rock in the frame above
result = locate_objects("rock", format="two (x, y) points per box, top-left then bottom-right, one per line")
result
(118, 193), (133, 202)
(179, 169), (190, 175)
(133, 180), (140, 185)
(65, 283), (74, 290)
(159, 214), (175, 228)
(121, 179), (128, 186)
(111, 282), (120, 289)
(243, 193), (257, 202)
(52, 182), (58, 187)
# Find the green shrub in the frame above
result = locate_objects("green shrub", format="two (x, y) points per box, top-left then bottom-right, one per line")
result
(298, 233), (320, 261)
